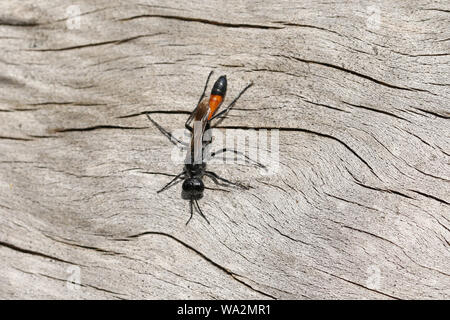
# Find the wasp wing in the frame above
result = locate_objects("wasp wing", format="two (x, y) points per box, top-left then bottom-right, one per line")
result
(187, 99), (210, 164)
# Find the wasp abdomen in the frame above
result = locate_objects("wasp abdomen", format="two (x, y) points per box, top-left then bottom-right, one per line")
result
(211, 75), (227, 96)
(209, 75), (227, 120)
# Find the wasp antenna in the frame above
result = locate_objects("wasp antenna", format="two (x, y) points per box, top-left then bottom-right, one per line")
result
(194, 200), (210, 224)
(186, 200), (194, 225)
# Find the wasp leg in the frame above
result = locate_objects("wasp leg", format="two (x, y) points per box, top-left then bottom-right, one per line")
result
(185, 71), (214, 132)
(157, 172), (185, 193)
(197, 71), (214, 111)
(207, 148), (265, 169)
(210, 82), (253, 125)
(185, 123), (193, 133)
(204, 171), (250, 190)
(147, 114), (188, 149)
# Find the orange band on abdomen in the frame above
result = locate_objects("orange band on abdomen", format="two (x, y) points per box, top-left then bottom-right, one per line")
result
(208, 94), (223, 120)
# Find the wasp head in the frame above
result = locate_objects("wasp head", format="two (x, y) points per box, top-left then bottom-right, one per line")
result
(182, 178), (204, 200)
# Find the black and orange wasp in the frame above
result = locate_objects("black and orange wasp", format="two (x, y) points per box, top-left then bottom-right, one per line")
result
(146, 71), (264, 224)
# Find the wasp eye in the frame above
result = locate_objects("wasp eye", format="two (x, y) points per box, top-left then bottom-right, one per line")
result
(182, 179), (193, 191)
(193, 179), (204, 192)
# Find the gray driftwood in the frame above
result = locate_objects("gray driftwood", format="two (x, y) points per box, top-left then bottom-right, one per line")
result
(0, 0), (449, 299)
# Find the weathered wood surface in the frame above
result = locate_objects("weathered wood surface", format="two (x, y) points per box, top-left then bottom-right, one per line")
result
(0, 0), (449, 299)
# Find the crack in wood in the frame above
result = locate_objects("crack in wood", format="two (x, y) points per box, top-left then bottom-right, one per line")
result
(342, 100), (411, 122)
(216, 125), (380, 179)
(0, 240), (78, 266)
(50, 125), (148, 133)
(126, 231), (277, 299)
(117, 110), (191, 119)
(316, 267), (401, 300)
(276, 54), (434, 93)
(0, 136), (33, 141)
(409, 190), (450, 206)
(25, 33), (166, 52)
(119, 14), (283, 30)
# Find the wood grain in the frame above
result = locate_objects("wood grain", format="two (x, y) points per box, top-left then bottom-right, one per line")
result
(0, 0), (449, 299)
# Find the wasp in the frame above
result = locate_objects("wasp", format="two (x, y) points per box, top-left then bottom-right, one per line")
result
(146, 71), (264, 224)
